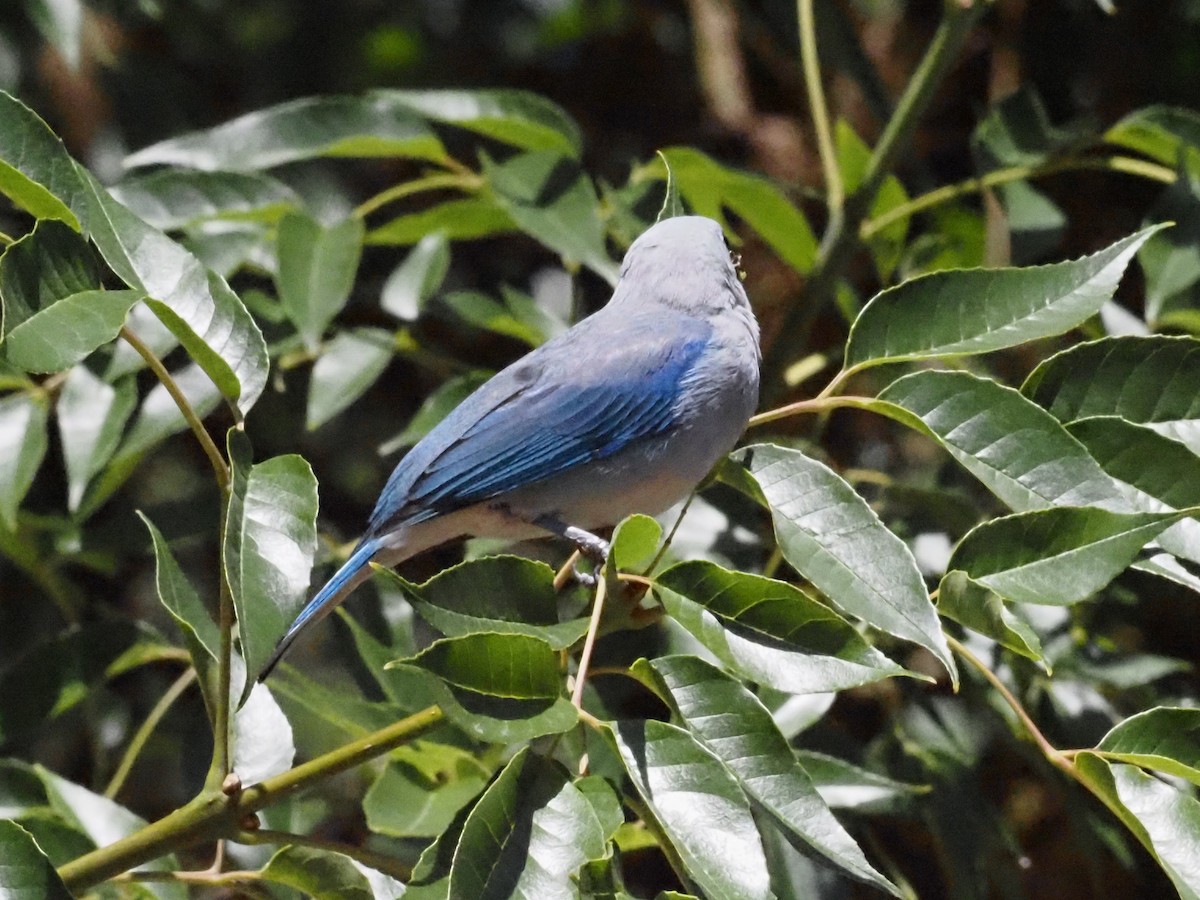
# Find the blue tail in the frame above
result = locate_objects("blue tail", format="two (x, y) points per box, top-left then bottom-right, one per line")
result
(257, 538), (381, 681)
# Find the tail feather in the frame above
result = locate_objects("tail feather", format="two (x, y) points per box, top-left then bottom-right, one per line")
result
(257, 538), (381, 682)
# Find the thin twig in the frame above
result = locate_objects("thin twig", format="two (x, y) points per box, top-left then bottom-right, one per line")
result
(948, 635), (1069, 771)
(571, 576), (609, 709)
(106, 668), (198, 799)
(353, 171), (482, 219)
(798, 0), (843, 210)
(119, 326), (229, 491)
(861, 154), (1176, 239)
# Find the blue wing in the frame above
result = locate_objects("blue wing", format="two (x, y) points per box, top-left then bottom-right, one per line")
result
(364, 315), (712, 538)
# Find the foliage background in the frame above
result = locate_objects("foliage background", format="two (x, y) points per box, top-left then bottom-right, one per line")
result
(3, 1), (1200, 898)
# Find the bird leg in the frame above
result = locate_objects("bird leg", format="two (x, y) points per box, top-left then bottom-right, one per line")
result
(535, 516), (611, 586)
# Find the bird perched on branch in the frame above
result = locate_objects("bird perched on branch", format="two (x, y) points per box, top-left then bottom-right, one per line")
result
(260, 215), (760, 679)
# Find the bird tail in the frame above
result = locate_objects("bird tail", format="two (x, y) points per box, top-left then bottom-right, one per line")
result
(257, 538), (381, 682)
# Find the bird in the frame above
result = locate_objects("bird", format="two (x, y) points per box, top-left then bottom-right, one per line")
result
(258, 214), (761, 680)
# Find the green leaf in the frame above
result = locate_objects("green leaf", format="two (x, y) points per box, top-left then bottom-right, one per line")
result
(640, 655), (899, 895)
(844, 226), (1163, 371)
(1106, 105), (1200, 177)
(384, 661), (578, 744)
(0, 91), (85, 228)
(653, 561), (904, 692)
(381, 556), (590, 649)
(0, 219), (99, 337)
(605, 719), (773, 900)
(610, 514), (663, 573)
(56, 368), (136, 512)
(1138, 174), (1200, 324)
(378, 371), (492, 454)
(381, 88), (582, 157)
(230, 655), (295, 784)
(936, 571), (1043, 661)
(648, 147), (818, 274)
(306, 327), (393, 430)
(972, 87), (1078, 171)
(4, 290), (142, 373)
(836, 120), (909, 280)
(794, 750), (926, 813)
(125, 94), (447, 171)
(381, 231), (451, 320)
(877, 370), (1125, 512)
(947, 506), (1183, 605)
(223, 436), (320, 703)
(483, 151), (616, 283)
(1096, 708), (1200, 787)
(1075, 753), (1200, 900)
(137, 513), (219, 701)
(261, 845), (376, 900)
(110, 169), (300, 230)
(0, 392), (49, 529)
(276, 212), (365, 349)
(365, 743), (491, 838)
(439, 290), (546, 346)
(393, 632), (562, 700)
(79, 169), (270, 414)
(35, 765), (182, 884)
(741, 443), (954, 681)
(1022, 336), (1200, 452)
(448, 749), (606, 900)
(367, 197), (518, 246)
(998, 180), (1067, 264)
(0, 820), (73, 899)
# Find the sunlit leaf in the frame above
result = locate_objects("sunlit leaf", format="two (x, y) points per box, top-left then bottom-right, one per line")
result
(223, 433), (320, 703)
(740, 443), (954, 681)
(0, 392), (49, 530)
(381, 556), (589, 649)
(110, 169), (300, 230)
(381, 87), (582, 157)
(79, 168), (269, 414)
(448, 749), (606, 900)
(381, 231), (450, 320)
(365, 743), (491, 838)
(1096, 707), (1200, 787)
(605, 719), (773, 900)
(0, 220), (99, 338)
(639, 655), (899, 894)
(947, 506), (1183, 605)
(4, 290), (142, 373)
(261, 844), (377, 900)
(795, 750), (927, 813)
(845, 226), (1162, 370)
(125, 94), (447, 171)
(936, 570), (1043, 661)
(306, 328), (393, 430)
(0, 91), (85, 228)
(646, 147), (818, 274)
(1023, 335), (1200, 452)
(878, 370), (1125, 512)
(276, 211), (365, 350)
(653, 561), (904, 692)
(56, 368), (135, 512)
(483, 151), (616, 283)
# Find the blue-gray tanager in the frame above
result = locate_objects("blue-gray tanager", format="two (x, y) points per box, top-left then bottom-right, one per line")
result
(259, 215), (760, 679)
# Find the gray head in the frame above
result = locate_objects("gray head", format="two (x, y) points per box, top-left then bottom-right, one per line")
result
(612, 215), (747, 315)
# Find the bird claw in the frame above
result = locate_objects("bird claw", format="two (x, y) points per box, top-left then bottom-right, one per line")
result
(572, 562), (598, 588)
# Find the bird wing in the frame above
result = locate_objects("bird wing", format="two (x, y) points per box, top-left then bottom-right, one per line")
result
(364, 316), (711, 537)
